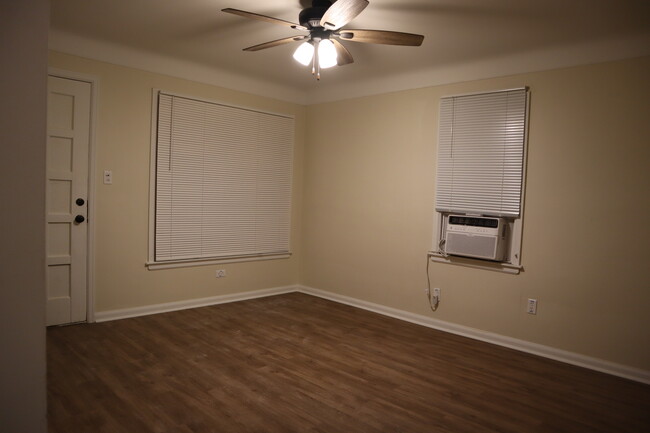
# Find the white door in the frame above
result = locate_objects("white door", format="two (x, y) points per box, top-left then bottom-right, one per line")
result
(46, 76), (91, 326)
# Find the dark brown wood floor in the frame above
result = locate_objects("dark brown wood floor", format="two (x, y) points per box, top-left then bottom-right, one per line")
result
(48, 292), (650, 433)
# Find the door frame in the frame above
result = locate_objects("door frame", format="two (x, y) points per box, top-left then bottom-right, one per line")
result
(48, 68), (98, 323)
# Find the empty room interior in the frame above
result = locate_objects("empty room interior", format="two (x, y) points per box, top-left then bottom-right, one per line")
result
(2, 0), (650, 432)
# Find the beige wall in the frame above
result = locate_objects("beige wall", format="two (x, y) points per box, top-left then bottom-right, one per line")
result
(49, 51), (306, 313)
(0, 1), (48, 431)
(302, 56), (650, 370)
(49, 50), (650, 372)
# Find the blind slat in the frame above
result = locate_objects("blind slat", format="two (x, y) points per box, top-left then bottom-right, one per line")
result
(435, 89), (527, 218)
(154, 93), (294, 262)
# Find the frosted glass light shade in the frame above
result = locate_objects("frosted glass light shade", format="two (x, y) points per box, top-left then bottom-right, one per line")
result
(318, 39), (337, 69)
(293, 42), (314, 66)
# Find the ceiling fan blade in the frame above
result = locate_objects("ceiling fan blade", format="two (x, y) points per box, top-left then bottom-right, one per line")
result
(332, 39), (354, 65)
(320, 0), (369, 30)
(338, 29), (424, 46)
(222, 8), (308, 31)
(243, 35), (308, 52)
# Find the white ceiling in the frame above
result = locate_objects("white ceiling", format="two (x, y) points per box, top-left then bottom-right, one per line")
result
(50, 0), (650, 104)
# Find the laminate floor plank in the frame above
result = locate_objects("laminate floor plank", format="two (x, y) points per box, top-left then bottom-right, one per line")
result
(48, 293), (650, 433)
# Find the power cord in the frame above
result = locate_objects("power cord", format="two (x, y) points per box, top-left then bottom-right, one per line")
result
(426, 253), (439, 311)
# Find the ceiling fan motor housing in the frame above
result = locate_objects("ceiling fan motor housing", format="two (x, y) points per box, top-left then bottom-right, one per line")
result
(299, 0), (332, 28)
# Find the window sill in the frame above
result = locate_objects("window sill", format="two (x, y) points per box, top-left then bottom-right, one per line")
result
(428, 251), (522, 274)
(146, 252), (291, 270)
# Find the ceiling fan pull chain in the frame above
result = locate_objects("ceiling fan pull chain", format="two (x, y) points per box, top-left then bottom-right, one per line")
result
(313, 40), (321, 80)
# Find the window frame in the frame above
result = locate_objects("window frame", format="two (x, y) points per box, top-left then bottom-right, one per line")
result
(430, 87), (530, 274)
(146, 89), (294, 270)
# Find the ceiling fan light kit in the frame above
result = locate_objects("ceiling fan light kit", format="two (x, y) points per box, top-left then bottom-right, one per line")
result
(293, 41), (315, 66)
(223, 0), (424, 80)
(316, 39), (338, 68)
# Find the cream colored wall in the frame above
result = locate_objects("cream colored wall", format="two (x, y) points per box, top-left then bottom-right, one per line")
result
(48, 51), (305, 313)
(49, 49), (650, 371)
(302, 56), (650, 370)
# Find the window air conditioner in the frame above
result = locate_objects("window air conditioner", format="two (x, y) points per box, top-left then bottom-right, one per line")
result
(444, 215), (507, 261)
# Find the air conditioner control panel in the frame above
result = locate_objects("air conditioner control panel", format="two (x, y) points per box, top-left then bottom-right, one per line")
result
(447, 215), (502, 235)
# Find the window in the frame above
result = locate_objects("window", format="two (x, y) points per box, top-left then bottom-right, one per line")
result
(431, 88), (529, 273)
(148, 91), (294, 269)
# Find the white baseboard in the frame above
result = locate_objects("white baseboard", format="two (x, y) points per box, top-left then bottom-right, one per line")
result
(93, 285), (298, 322)
(297, 285), (650, 385)
(92, 283), (649, 384)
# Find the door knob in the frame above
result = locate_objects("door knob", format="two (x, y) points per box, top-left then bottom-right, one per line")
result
(76, 198), (85, 206)
(74, 215), (85, 224)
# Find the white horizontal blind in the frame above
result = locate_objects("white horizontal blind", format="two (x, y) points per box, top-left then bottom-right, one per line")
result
(155, 93), (294, 262)
(435, 88), (527, 217)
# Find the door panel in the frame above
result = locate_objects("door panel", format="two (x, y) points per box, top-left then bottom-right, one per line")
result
(48, 180), (72, 214)
(46, 76), (91, 326)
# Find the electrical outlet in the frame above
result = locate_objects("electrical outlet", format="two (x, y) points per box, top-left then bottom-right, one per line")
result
(527, 298), (537, 315)
(103, 170), (113, 185)
(433, 288), (441, 300)
(216, 269), (226, 278)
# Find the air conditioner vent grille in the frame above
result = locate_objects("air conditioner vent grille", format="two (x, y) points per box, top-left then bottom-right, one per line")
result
(444, 215), (507, 261)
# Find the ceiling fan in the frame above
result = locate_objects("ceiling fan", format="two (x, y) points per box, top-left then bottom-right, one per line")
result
(222, 0), (425, 79)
